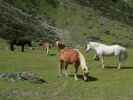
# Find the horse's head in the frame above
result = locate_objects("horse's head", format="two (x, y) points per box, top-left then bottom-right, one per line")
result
(86, 41), (100, 52)
(83, 68), (89, 81)
(27, 41), (32, 47)
(86, 43), (92, 52)
(56, 40), (65, 50)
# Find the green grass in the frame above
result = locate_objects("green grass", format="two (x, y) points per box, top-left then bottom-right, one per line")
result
(0, 47), (133, 100)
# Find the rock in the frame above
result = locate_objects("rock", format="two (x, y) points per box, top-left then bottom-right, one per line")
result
(0, 72), (47, 84)
(20, 72), (47, 84)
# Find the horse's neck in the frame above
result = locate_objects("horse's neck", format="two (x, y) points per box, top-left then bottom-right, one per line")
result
(91, 42), (105, 49)
(91, 44), (99, 50)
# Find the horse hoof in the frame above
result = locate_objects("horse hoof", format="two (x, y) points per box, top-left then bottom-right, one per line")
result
(84, 79), (88, 82)
(64, 73), (68, 77)
(75, 78), (78, 81)
(65, 75), (68, 78)
(57, 74), (63, 78)
(74, 77), (78, 80)
(83, 78), (87, 81)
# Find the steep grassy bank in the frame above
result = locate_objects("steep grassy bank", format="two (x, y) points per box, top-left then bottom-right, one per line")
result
(1, 0), (133, 46)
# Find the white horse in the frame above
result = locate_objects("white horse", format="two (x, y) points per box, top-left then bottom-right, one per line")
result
(86, 41), (127, 69)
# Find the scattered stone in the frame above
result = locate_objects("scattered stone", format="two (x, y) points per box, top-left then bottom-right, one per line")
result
(20, 72), (47, 84)
(0, 72), (47, 84)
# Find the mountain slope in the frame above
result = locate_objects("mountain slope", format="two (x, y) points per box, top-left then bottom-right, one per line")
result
(1, 0), (133, 46)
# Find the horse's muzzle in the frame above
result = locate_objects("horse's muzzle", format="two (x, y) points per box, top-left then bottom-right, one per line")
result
(83, 73), (89, 81)
(85, 49), (89, 53)
(94, 56), (100, 61)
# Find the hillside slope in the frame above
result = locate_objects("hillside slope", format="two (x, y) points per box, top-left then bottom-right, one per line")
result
(1, 0), (133, 46)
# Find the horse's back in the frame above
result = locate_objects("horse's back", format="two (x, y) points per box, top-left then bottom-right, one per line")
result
(59, 48), (79, 64)
(97, 44), (126, 55)
(41, 42), (49, 48)
(113, 45), (126, 51)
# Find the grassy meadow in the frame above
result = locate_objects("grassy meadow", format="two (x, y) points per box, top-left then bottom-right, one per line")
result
(1, 0), (133, 100)
(0, 43), (133, 100)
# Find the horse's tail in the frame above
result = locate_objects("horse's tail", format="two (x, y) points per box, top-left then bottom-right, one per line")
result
(119, 49), (128, 62)
(74, 49), (89, 71)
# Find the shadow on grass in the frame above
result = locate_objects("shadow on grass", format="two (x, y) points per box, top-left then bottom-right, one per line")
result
(48, 53), (56, 56)
(105, 65), (133, 69)
(121, 66), (133, 69)
(69, 74), (98, 82)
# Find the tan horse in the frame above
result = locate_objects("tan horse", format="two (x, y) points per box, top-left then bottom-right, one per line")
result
(39, 41), (50, 55)
(57, 43), (89, 80)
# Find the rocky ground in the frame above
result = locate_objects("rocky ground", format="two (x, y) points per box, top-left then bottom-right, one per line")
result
(0, 72), (47, 84)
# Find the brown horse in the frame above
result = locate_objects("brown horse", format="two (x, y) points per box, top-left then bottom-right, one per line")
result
(58, 47), (89, 81)
(9, 39), (32, 52)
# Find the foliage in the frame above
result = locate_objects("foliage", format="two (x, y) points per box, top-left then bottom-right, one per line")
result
(0, 0), (133, 46)
(0, 0), (57, 42)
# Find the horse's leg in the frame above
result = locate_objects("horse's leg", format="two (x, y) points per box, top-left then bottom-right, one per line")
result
(93, 54), (97, 60)
(118, 62), (121, 69)
(74, 63), (79, 80)
(59, 61), (64, 77)
(46, 47), (49, 55)
(21, 45), (24, 52)
(44, 48), (47, 54)
(10, 44), (14, 51)
(64, 62), (68, 77)
(117, 55), (121, 69)
(101, 56), (105, 68)
(94, 54), (100, 61)
(41, 47), (43, 53)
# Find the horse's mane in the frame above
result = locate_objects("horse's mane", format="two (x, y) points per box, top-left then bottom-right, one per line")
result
(74, 49), (88, 71)
(89, 41), (105, 47)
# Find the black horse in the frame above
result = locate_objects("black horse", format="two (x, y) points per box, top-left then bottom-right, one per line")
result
(9, 39), (32, 52)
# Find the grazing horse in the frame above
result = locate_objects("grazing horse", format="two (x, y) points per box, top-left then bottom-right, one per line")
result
(9, 39), (32, 52)
(86, 41), (128, 69)
(56, 41), (89, 81)
(39, 41), (50, 55)
(59, 48), (89, 81)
